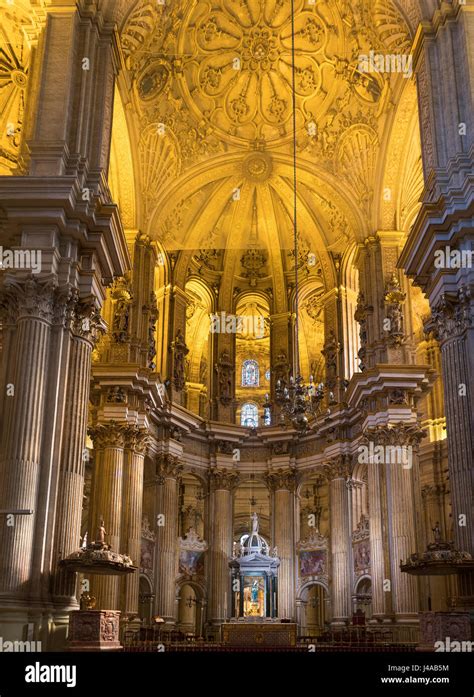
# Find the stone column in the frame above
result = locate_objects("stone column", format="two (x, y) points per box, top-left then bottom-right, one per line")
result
(154, 455), (182, 625)
(120, 427), (149, 620)
(429, 291), (474, 556)
(365, 424), (424, 623)
(0, 277), (55, 601)
(208, 469), (238, 625)
(88, 422), (127, 610)
(266, 469), (296, 620)
(326, 456), (352, 626)
(367, 452), (391, 621)
(52, 300), (105, 602)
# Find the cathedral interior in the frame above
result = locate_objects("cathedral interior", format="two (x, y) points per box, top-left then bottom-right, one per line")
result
(0, 0), (472, 654)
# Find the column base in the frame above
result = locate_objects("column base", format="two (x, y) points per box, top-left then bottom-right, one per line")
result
(67, 610), (122, 651)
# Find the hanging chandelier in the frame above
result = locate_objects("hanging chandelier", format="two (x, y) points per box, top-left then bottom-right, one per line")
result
(269, 1), (326, 433)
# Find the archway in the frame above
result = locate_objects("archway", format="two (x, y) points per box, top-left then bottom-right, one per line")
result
(298, 582), (329, 638)
(353, 576), (373, 623)
(138, 575), (154, 625)
(177, 582), (205, 639)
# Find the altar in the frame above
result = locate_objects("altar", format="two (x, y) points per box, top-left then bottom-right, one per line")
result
(223, 621), (297, 647)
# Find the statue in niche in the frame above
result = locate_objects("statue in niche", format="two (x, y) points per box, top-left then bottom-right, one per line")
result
(97, 518), (107, 547)
(432, 522), (442, 544)
(113, 297), (131, 342)
(251, 511), (259, 534)
(199, 356), (208, 383)
(216, 349), (233, 405)
(322, 329), (340, 388)
(384, 273), (406, 346)
(172, 329), (189, 390)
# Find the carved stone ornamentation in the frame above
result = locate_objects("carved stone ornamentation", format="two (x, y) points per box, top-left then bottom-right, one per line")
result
(265, 468), (297, 492)
(88, 422), (129, 450)
(383, 273), (406, 347)
(0, 274), (57, 324)
(111, 274), (133, 344)
(362, 423), (426, 449)
(124, 426), (150, 455)
(321, 329), (340, 389)
(171, 328), (189, 391)
(354, 291), (371, 371)
(68, 610), (121, 651)
(156, 454), (183, 482)
(209, 468), (239, 492)
(143, 291), (158, 370)
(240, 248), (267, 287)
(215, 348), (234, 406)
(428, 286), (473, 344)
(324, 454), (352, 481)
(72, 297), (106, 346)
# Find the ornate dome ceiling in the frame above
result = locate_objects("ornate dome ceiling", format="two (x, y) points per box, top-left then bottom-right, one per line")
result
(113, 0), (422, 308)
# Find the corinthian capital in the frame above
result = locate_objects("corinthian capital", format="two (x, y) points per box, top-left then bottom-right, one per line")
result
(156, 454), (183, 482)
(323, 454), (352, 481)
(362, 422), (426, 448)
(265, 468), (297, 492)
(0, 274), (57, 324)
(428, 286), (473, 343)
(209, 467), (239, 492)
(124, 425), (150, 455)
(72, 298), (107, 346)
(88, 421), (129, 449)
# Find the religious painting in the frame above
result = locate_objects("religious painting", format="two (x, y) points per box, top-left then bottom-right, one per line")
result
(179, 549), (204, 576)
(353, 541), (371, 574)
(299, 550), (326, 577)
(243, 575), (265, 617)
(140, 539), (154, 574)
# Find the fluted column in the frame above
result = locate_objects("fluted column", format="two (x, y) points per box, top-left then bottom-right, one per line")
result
(429, 291), (474, 556)
(154, 455), (182, 625)
(266, 469), (296, 620)
(367, 454), (391, 621)
(88, 422), (127, 610)
(208, 468), (238, 625)
(121, 428), (149, 619)
(52, 301), (105, 602)
(326, 456), (352, 626)
(0, 277), (55, 598)
(365, 424), (424, 623)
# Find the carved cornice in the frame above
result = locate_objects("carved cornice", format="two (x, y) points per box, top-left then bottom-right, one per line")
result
(265, 468), (297, 492)
(362, 422), (426, 448)
(209, 467), (239, 492)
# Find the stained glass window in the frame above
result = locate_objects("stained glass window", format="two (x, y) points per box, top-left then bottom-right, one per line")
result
(242, 359), (259, 387)
(241, 402), (259, 428)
